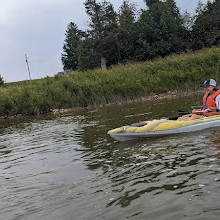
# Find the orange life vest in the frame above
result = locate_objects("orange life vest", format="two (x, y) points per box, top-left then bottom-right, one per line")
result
(202, 89), (220, 116)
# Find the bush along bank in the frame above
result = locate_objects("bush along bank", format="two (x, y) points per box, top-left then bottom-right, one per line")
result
(0, 47), (220, 117)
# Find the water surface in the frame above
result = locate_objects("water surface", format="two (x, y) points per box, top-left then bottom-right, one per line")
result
(0, 93), (219, 220)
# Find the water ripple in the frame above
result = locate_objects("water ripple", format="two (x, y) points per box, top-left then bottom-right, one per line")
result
(0, 97), (220, 220)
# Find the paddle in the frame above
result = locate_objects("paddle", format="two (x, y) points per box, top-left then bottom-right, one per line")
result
(169, 109), (220, 120)
(131, 110), (220, 126)
(194, 109), (220, 114)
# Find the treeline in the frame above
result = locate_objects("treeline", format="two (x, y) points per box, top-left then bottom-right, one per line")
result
(61, 0), (220, 71)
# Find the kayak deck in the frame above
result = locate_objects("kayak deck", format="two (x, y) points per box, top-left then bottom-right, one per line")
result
(108, 115), (220, 141)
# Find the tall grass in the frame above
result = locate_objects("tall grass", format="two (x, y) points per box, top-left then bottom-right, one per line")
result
(0, 47), (219, 117)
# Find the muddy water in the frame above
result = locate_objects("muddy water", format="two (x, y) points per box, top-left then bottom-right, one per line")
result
(0, 93), (219, 220)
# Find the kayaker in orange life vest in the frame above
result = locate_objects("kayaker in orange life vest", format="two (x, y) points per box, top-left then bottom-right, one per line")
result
(178, 79), (220, 121)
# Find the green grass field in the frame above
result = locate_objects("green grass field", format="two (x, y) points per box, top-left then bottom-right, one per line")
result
(1, 47), (220, 117)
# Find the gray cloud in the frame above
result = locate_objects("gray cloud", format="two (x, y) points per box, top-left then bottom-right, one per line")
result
(0, 0), (88, 82)
(0, 0), (209, 82)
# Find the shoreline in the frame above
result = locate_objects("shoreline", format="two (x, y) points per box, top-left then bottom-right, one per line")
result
(0, 90), (203, 121)
(0, 47), (218, 121)
(52, 90), (203, 114)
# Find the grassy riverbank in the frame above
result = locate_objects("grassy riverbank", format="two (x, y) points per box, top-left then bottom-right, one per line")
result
(0, 47), (220, 117)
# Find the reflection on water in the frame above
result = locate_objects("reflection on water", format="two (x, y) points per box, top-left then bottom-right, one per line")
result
(0, 93), (219, 220)
(206, 130), (220, 164)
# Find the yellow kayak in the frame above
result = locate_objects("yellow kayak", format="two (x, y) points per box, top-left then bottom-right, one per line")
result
(108, 115), (220, 141)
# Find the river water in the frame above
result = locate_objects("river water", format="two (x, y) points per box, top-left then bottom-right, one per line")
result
(0, 93), (219, 220)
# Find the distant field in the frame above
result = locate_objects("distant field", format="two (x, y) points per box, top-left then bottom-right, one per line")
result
(0, 47), (220, 117)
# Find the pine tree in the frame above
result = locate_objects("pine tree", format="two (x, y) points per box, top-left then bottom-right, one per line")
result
(117, 1), (138, 62)
(84, 0), (118, 70)
(191, 0), (220, 50)
(182, 10), (194, 31)
(77, 38), (100, 71)
(62, 22), (83, 71)
(195, 1), (205, 17)
(144, 0), (159, 7)
(137, 0), (188, 60)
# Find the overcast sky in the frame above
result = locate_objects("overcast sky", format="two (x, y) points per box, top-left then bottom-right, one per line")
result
(0, 0), (210, 82)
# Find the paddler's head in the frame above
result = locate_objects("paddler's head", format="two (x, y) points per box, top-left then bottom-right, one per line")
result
(201, 79), (217, 94)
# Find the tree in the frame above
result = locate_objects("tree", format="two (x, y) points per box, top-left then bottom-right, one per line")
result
(144, 0), (159, 7)
(195, 1), (206, 17)
(0, 74), (4, 86)
(191, 0), (220, 50)
(182, 10), (194, 31)
(62, 22), (83, 70)
(137, 0), (188, 60)
(77, 38), (100, 71)
(84, 0), (118, 70)
(117, 1), (138, 62)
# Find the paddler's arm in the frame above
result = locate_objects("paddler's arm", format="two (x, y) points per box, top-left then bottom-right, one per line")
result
(192, 109), (203, 114)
